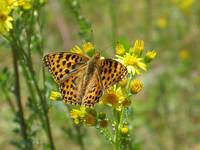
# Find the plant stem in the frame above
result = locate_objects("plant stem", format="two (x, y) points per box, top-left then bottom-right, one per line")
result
(109, 0), (117, 48)
(75, 126), (85, 150)
(27, 48), (55, 150)
(113, 109), (120, 150)
(10, 37), (33, 149)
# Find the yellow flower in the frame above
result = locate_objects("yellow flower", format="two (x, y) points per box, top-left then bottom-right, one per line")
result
(115, 42), (125, 56)
(129, 79), (143, 94)
(101, 86), (125, 107)
(0, 0), (13, 34)
(120, 126), (129, 135)
(179, 49), (189, 60)
(123, 53), (147, 76)
(71, 45), (83, 54)
(157, 17), (167, 29)
(7, 0), (18, 8)
(18, 0), (32, 10)
(49, 91), (61, 101)
(180, 0), (194, 12)
(70, 107), (87, 124)
(82, 42), (94, 53)
(145, 50), (157, 63)
(172, 0), (194, 14)
(71, 42), (94, 54)
(130, 40), (144, 54)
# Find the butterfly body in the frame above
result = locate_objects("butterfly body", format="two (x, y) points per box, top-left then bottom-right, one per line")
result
(43, 52), (127, 107)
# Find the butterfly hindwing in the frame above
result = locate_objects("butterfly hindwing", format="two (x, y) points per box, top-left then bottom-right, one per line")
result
(100, 59), (128, 89)
(82, 69), (103, 107)
(43, 52), (89, 84)
(59, 66), (86, 105)
(44, 52), (128, 107)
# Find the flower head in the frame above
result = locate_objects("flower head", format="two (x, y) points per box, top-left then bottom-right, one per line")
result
(123, 53), (147, 76)
(70, 107), (87, 124)
(179, 49), (189, 60)
(180, 0), (194, 12)
(0, 0), (13, 34)
(129, 79), (143, 94)
(71, 45), (83, 54)
(18, 0), (32, 10)
(71, 42), (94, 55)
(157, 17), (167, 29)
(101, 86), (125, 107)
(82, 42), (94, 53)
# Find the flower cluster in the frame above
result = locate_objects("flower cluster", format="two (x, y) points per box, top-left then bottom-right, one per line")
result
(49, 41), (156, 147)
(171, 0), (195, 14)
(50, 41), (156, 125)
(70, 107), (109, 128)
(115, 40), (156, 76)
(0, 0), (32, 34)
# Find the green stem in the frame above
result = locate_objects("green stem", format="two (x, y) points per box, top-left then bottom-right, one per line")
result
(26, 43), (55, 150)
(96, 127), (114, 144)
(11, 16), (55, 150)
(75, 126), (85, 150)
(10, 35), (33, 149)
(109, 0), (117, 48)
(113, 109), (120, 150)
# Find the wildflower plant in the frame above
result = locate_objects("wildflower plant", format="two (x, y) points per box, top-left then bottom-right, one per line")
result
(50, 41), (156, 149)
(0, 0), (55, 149)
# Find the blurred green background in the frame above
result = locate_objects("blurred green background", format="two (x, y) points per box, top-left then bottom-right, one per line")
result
(0, 0), (200, 149)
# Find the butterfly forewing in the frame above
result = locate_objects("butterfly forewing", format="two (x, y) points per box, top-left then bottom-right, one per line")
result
(43, 52), (89, 84)
(44, 52), (128, 107)
(100, 59), (128, 89)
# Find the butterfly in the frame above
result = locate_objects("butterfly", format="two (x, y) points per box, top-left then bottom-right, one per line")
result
(43, 52), (127, 107)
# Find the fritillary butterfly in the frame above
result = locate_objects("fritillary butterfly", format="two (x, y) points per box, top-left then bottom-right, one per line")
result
(43, 52), (127, 107)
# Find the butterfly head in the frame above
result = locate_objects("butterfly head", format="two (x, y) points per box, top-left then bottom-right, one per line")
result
(93, 51), (100, 60)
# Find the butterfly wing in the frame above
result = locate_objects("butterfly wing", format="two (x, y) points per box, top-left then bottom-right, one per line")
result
(59, 66), (87, 105)
(100, 59), (128, 89)
(43, 52), (89, 84)
(82, 69), (103, 107)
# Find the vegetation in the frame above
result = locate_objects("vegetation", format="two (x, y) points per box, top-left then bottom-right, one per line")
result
(0, 0), (199, 150)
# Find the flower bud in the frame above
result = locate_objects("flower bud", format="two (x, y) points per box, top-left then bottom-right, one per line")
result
(115, 42), (125, 56)
(99, 120), (108, 128)
(98, 112), (106, 120)
(145, 50), (156, 63)
(129, 79), (143, 94)
(50, 91), (61, 101)
(122, 99), (131, 107)
(85, 114), (97, 126)
(131, 40), (144, 54)
(120, 126), (129, 135)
